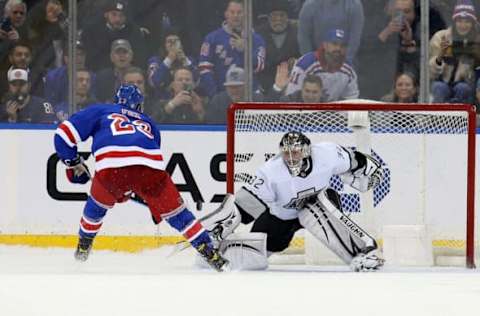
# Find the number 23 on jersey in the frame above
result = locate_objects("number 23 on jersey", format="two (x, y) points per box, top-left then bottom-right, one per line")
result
(108, 113), (154, 139)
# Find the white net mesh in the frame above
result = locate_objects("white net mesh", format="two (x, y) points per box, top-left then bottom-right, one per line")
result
(229, 104), (477, 267)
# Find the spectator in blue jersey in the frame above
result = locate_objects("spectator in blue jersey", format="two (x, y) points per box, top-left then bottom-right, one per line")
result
(297, 0), (364, 63)
(147, 29), (196, 99)
(286, 28), (359, 102)
(44, 41), (96, 115)
(96, 39), (133, 103)
(198, 0), (266, 98)
(206, 65), (262, 124)
(150, 67), (206, 124)
(256, 0), (300, 94)
(55, 69), (97, 121)
(0, 68), (55, 123)
(82, 0), (148, 72)
(429, 0), (480, 104)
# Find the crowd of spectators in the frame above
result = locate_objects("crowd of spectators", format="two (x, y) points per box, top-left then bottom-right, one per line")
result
(0, 0), (479, 125)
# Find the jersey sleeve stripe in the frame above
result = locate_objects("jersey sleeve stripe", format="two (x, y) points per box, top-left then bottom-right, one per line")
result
(57, 123), (77, 146)
(62, 120), (82, 144)
(55, 127), (76, 148)
(255, 55), (265, 73)
(198, 61), (214, 68)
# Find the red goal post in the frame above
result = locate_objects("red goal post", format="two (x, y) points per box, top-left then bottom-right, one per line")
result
(227, 102), (477, 268)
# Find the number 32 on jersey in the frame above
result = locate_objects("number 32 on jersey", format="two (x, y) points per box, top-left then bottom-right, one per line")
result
(108, 113), (154, 139)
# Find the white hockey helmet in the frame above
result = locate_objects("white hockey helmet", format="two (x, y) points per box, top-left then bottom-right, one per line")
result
(279, 131), (311, 176)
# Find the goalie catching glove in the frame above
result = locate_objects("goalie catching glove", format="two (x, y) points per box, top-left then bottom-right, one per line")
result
(63, 155), (91, 184)
(340, 150), (383, 192)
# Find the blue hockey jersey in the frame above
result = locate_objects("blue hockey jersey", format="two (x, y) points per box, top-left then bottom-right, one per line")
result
(54, 104), (164, 172)
(198, 22), (265, 97)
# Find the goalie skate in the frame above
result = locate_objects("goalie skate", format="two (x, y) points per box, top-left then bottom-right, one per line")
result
(350, 247), (385, 272)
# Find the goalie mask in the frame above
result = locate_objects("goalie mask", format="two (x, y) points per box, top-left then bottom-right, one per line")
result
(279, 131), (311, 176)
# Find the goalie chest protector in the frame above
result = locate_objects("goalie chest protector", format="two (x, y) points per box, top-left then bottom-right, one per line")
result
(247, 142), (351, 221)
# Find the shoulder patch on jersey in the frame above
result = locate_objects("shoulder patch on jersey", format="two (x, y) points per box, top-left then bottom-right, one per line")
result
(296, 52), (318, 70)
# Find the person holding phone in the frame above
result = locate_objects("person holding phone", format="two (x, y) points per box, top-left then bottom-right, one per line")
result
(356, 0), (420, 100)
(198, 0), (265, 98)
(0, 0), (28, 44)
(146, 29), (196, 99)
(429, 0), (480, 104)
(0, 68), (56, 123)
(378, 1), (416, 49)
(151, 67), (205, 124)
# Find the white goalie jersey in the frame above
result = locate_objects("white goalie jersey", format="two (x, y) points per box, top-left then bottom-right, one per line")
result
(245, 142), (351, 221)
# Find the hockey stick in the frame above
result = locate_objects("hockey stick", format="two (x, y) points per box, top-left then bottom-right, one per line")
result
(167, 196), (232, 257)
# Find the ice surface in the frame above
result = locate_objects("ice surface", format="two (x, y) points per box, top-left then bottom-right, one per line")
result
(1, 246), (479, 316)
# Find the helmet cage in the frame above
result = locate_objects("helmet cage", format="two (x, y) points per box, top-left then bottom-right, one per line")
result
(279, 132), (311, 176)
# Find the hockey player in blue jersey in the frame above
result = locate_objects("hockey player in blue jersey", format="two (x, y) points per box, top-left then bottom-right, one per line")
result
(54, 84), (229, 271)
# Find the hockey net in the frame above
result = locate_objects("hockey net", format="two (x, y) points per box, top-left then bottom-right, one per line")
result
(227, 102), (477, 268)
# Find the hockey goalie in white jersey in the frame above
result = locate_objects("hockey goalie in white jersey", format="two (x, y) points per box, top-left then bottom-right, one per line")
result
(203, 131), (385, 272)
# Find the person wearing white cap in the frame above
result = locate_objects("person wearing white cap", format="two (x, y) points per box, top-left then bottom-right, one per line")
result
(0, 68), (56, 123)
(430, 0), (480, 104)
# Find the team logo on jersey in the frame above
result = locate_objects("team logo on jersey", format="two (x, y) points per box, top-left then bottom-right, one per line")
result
(283, 187), (322, 210)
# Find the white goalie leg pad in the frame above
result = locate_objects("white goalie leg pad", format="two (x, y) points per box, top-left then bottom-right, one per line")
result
(200, 194), (241, 242)
(298, 189), (380, 266)
(219, 232), (268, 271)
